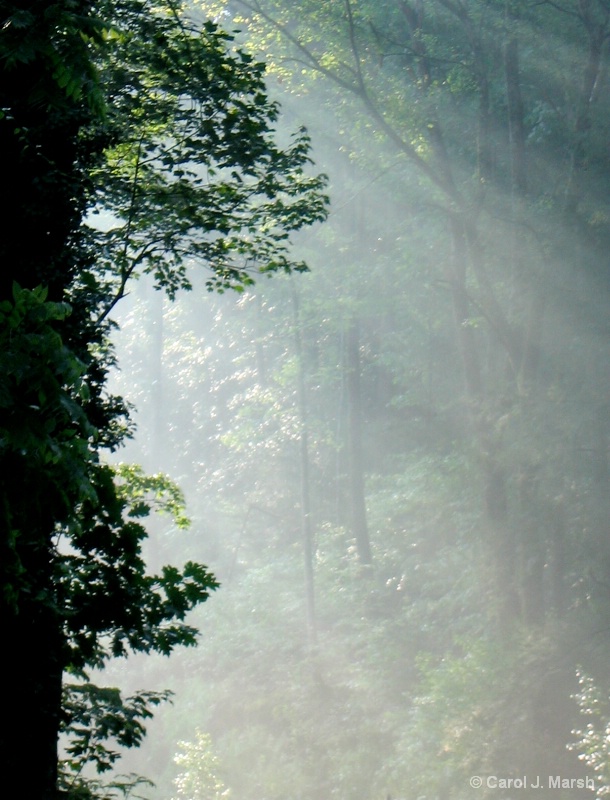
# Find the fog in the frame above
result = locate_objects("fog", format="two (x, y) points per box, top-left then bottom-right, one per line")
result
(103, 2), (610, 798)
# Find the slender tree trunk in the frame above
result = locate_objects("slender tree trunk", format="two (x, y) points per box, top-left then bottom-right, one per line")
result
(345, 320), (372, 564)
(518, 467), (545, 625)
(255, 294), (268, 387)
(592, 405), (610, 556)
(564, 4), (607, 216)
(484, 448), (519, 627)
(148, 288), (166, 470)
(447, 215), (518, 625)
(435, 0), (497, 186)
(548, 497), (567, 617)
(503, 13), (547, 626)
(504, 34), (526, 198)
(291, 284), (316, 643)
(475, 56), (493, 186)
(519, 290), (546, 391)
(447, 216), (482, 399)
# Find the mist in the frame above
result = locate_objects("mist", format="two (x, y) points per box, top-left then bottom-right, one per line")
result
(103, 2), (610, 798)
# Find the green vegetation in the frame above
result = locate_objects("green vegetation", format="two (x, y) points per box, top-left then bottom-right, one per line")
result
(108, 0), (610, 798)
(3, 0), (610, 797)
(0, 0), (326, 796)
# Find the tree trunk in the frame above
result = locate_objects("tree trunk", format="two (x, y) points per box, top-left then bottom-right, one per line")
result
(148, 287), (166, 471)
(504, 34), (526, 197)
(564, 5), (606, 216)
(346, 320), (372, 564)
(291, 284), (317, 643)
(518, 467), (545, 626)
(2, 518), (63, 799)
(548, 498), (567, 618)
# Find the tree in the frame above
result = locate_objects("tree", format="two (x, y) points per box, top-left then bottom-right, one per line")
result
(213, 0), (610, 626)
(172, 730), (228, 800)
(571, 670), (610, 799)
(0, 0), (327, 797)
(108, 1), (610, 796)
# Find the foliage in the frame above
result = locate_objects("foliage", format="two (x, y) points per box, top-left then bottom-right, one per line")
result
(114, 463), (191, 530)
(0, 0), (327, 795)
(104, 0), (610, 797)
(58, 460), (218, 672)
(61, 683), (172, 779)
(571, 671), (610, 798)
(85, 0), (328, 310)
(7, 0), (600, 793)
(0, 283), (92, 608)
(172, 730), (229, 800)
(0, 0), (106, 111)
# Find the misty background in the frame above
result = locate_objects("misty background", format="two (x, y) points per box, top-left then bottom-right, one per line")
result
(102, 1), (610, 798)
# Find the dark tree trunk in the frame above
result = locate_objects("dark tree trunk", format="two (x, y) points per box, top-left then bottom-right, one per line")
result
(1, 474), (65, 799)
(5, 612), (63, 800)
(0, 7), (94, 791)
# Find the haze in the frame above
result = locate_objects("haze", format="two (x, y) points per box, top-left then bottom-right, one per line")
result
(105, 2), (610, 798)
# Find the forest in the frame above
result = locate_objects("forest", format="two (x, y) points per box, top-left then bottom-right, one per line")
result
(2, 0), (610, 798)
